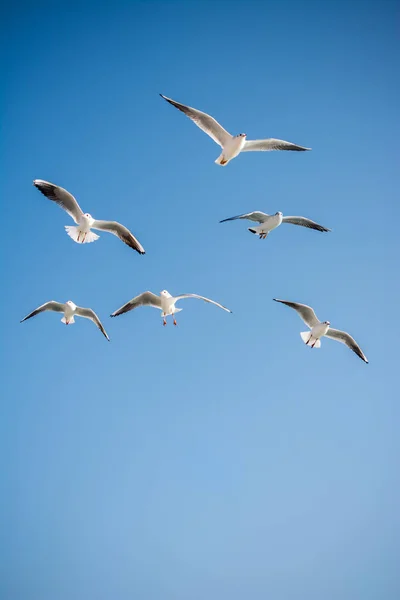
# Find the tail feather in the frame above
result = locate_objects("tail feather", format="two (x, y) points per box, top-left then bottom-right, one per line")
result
(300, 331), (321, 348)
(215, 154), (228, 166)
(65, 226), (99, 244)
(61, 316), (75, 324)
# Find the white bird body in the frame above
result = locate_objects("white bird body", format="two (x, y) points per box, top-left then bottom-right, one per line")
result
(310, 321), (330, 340)
(250, 212), (283, 236)
(79, 214), (93, 232)
(62, 300), (77, 324)
(159, 290), (182, 316)
(111, 289), (232, 326)
(274, 299), (368, 363)
(215, 134), (247, 166)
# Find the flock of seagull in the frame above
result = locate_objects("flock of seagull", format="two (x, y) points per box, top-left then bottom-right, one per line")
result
(21, 93), (368, 364)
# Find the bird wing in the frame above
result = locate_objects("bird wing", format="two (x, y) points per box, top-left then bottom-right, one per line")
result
(74, 307), (110, 341)
(110, 292), (162, 317)
(20, 301), (65, 323)
(281, 216), (330, 232)
(242, 138), (311, 152)
(325, 328), (368, 363)
(91, 220), (145, 254)
(160, 94), (232, 148)
(273, 299), (319, 328)
(219, 211), (269, 224)
(174, 294), (232, 313)
(33, 180), (83, 223)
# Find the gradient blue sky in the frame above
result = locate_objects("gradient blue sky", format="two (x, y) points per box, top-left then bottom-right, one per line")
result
(1, 1), (399, 599)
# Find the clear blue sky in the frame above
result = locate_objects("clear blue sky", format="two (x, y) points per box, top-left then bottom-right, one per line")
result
(1, 1), (399, 598)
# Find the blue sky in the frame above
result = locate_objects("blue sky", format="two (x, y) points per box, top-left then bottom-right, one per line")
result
(1, 1), (399, 598)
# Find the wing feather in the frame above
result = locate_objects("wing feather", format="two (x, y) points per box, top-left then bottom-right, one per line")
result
(20, 301), (65, 323)
(111, 292), (162, 317)
(282, 216), (330, 232)
(325, 328), (368, 363)
(33, 180), (83, 223)
(220, 211), (269, 224)
(242, 139), (311, 152)
(174, 294), (232, 313)
(92, 220), (145, 254)
(75, 307), (110, 341)
(273, 299), (319, 328)
(160, 94), (231, 147)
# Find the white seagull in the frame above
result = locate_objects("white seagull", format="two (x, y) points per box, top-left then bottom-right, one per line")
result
(220, 211), (330, 239)
(21, 300), (110, 341)
(160, 94), (311, 166)
(111, 290), (232, 326)
(273, 299), (368, 363)
(33, 180), (145, 254)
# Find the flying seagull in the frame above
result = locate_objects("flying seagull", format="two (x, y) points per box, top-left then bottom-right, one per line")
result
(220, 211), (330, 239)
(33, 180), (145, 254)
(111, 290), (232, 326)
(273, 299), (368, 363)
(21, 300), (110, 341)
(160, 94), (311, 166)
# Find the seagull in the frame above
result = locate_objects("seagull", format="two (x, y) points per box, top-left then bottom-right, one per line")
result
(33, 180), (145, 254)
(273, 299), (368, 363)
(220, 211), (330, 239)
(160, 94), (311, 166)
(111, 290), (232, 326)
(20, 300), (110, 341)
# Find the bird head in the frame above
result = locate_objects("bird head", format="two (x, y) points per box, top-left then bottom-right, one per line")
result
(276, 211), (283, 217)
(238, 133), (247, 138)
(83, 213), (92, 219)
(324, 321), (330, 326)
(160, 290), (172, 298)
(66, 300), (76, 309)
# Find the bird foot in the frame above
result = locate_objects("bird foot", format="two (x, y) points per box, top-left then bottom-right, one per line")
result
(163, 320), (167, 326)
(173, 319), (177, 326)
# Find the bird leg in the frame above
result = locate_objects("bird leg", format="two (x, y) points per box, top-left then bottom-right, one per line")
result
(83, 232), (87, 242)
(77, 231), (81, 242)
(163, 318), (167, 326)
(173, 318), (177, 326)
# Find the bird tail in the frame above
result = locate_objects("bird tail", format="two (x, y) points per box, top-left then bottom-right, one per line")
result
(215, 153), (228, 166)
(300, 331), (321, 348)
(61, 316), (75, 324)
(65, 226), (99, 244)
